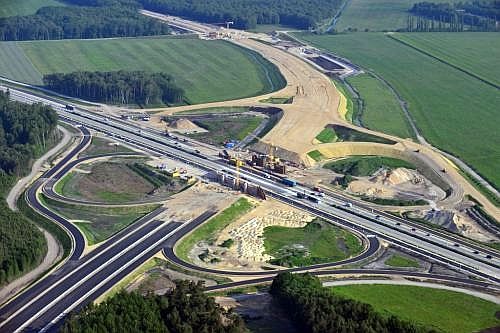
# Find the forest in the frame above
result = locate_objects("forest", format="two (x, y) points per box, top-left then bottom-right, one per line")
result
(270, 273), (436, 333)
(137, 0), (344, 29)
(0, 0), (170, 41)
(43, 71), (185, 105)
(409, 1), (499, 31)
(61, 281), (246, 332)
(0, 90), (58, 286)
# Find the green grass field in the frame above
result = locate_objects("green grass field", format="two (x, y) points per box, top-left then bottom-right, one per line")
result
(297, 32), (500, 190)
(335, 0), (461, 32)
(346, 74), (413, 139)
(307, 150), (324, 162)
(175, 198), (254, 262)
(174, 106), (250, 115)
(0, 0), (65, 17)
(384, 254), (419, 267)
(40, 194), (158, 245)
(324, 156), (415, 177)
(187, 115), (263, 145)
(264, 219), (363, 267)
(315, 127), (338, 143)
(0, 36), (285, 104)
(391, 32), (500, 88)
(331, 285), (500, 333)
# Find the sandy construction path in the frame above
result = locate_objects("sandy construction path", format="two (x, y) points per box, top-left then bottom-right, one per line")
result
(129, 35), (498, 219)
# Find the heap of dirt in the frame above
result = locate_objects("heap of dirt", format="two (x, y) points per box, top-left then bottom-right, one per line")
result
(409, 209), (498, 243)
(188, 200), (314, 270)
(169, 118), (199, 130)
(346, 167), (446, 203)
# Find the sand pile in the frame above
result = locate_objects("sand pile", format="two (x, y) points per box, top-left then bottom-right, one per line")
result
(347, 167), (445, 202)
(227, 210), (314, 262)
(169, 118), (198, 130)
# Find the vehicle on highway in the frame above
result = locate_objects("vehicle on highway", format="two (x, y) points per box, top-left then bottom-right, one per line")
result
(65, 104), (74, 111)
(282, 178), (297, 187)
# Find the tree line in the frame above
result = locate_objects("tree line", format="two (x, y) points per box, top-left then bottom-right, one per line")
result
(270, 273), (436, 333)
(138, 0), (344, 30)
(0, 91), (59, 286)
(0, 0), (170, 41)
(408, 1), (499, 31)
(43, 71), (185, 105)
(61, 280), (246, 332)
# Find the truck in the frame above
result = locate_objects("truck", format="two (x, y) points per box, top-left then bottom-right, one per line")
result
(307, 195), (320, 203)
(296, 191), (307, 199)
(281, 178), (297, 187)
(65, 104), (74, 111)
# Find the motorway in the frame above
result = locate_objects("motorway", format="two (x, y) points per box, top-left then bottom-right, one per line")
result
(0, 86), (499, 331)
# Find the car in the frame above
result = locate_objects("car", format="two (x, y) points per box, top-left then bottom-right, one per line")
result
(426, 233), (430, 236)
(411, 228), (416, 231)
(375, 215), (381, 219)
(486, 255), (492, 259)
(395, 222), (401, 226)
(454, 243), (460, 247)
(473, 250), (479, 254)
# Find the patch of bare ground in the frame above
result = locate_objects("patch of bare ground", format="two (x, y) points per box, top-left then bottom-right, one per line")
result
(408, 208), (499, 243)
(126, 267), (217, 296)
(346, 167), (446, 203)
(216, 293), (299, 333)
(188, 199), (314, 271)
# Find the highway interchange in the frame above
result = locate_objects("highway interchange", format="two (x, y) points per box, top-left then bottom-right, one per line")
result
(0, 84), (498, 331)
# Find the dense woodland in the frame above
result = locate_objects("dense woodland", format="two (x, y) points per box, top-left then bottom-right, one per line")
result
(43, 71), (185, 105)
(409, 1), (499, 31)
(0, 91), (58, 286)
(138, 0), (343, 29)
(0, 0), (170, 41)
(61, 281), (246, 332)
(270, 273), (435, 333)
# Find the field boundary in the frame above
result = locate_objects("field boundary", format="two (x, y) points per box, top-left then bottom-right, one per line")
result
(387, 34), (500, 90)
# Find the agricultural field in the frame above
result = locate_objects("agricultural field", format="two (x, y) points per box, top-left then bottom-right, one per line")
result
(335, 0), (461, 32)
(391, 32), (500, 87)
(40, 194), (159, 245)
(187, 115), (264, 146)
(323, 156), (416, 177)
(0, 0), (65, 17)
(346, 74), (414, 139)
(297, 32), (500, 190)
(263, 219), (363, 267)
(0, 36), (285, 104)
(331, 285), (500, 333)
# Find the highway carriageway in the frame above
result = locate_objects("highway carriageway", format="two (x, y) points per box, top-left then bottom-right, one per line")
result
(0, 208), (187, 332)
(58, 106), (500, 282)
(6, 89), (498, 264)
(6, 89), (500, 276)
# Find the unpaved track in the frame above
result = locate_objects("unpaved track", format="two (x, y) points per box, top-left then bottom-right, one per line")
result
(1, 126), (72, 304)
(124, 29), (498, 218)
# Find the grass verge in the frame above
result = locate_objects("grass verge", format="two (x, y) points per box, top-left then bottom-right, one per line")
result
(307, 150), (324, 162)
(323, 155), (415, 177)
(40, 194), (159, 245)
(175, 197), (254, 262)
(316, 127), (338, 143)
(384, 254), (419, 268)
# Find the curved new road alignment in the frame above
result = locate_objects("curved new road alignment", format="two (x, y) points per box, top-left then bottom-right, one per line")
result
(1, 88), (499, 332)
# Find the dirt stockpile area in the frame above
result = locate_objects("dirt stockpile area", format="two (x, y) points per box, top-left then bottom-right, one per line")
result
(408, 209), (499, 243)
(346, 167), (446, 204)
(189, 199), (314, 271)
